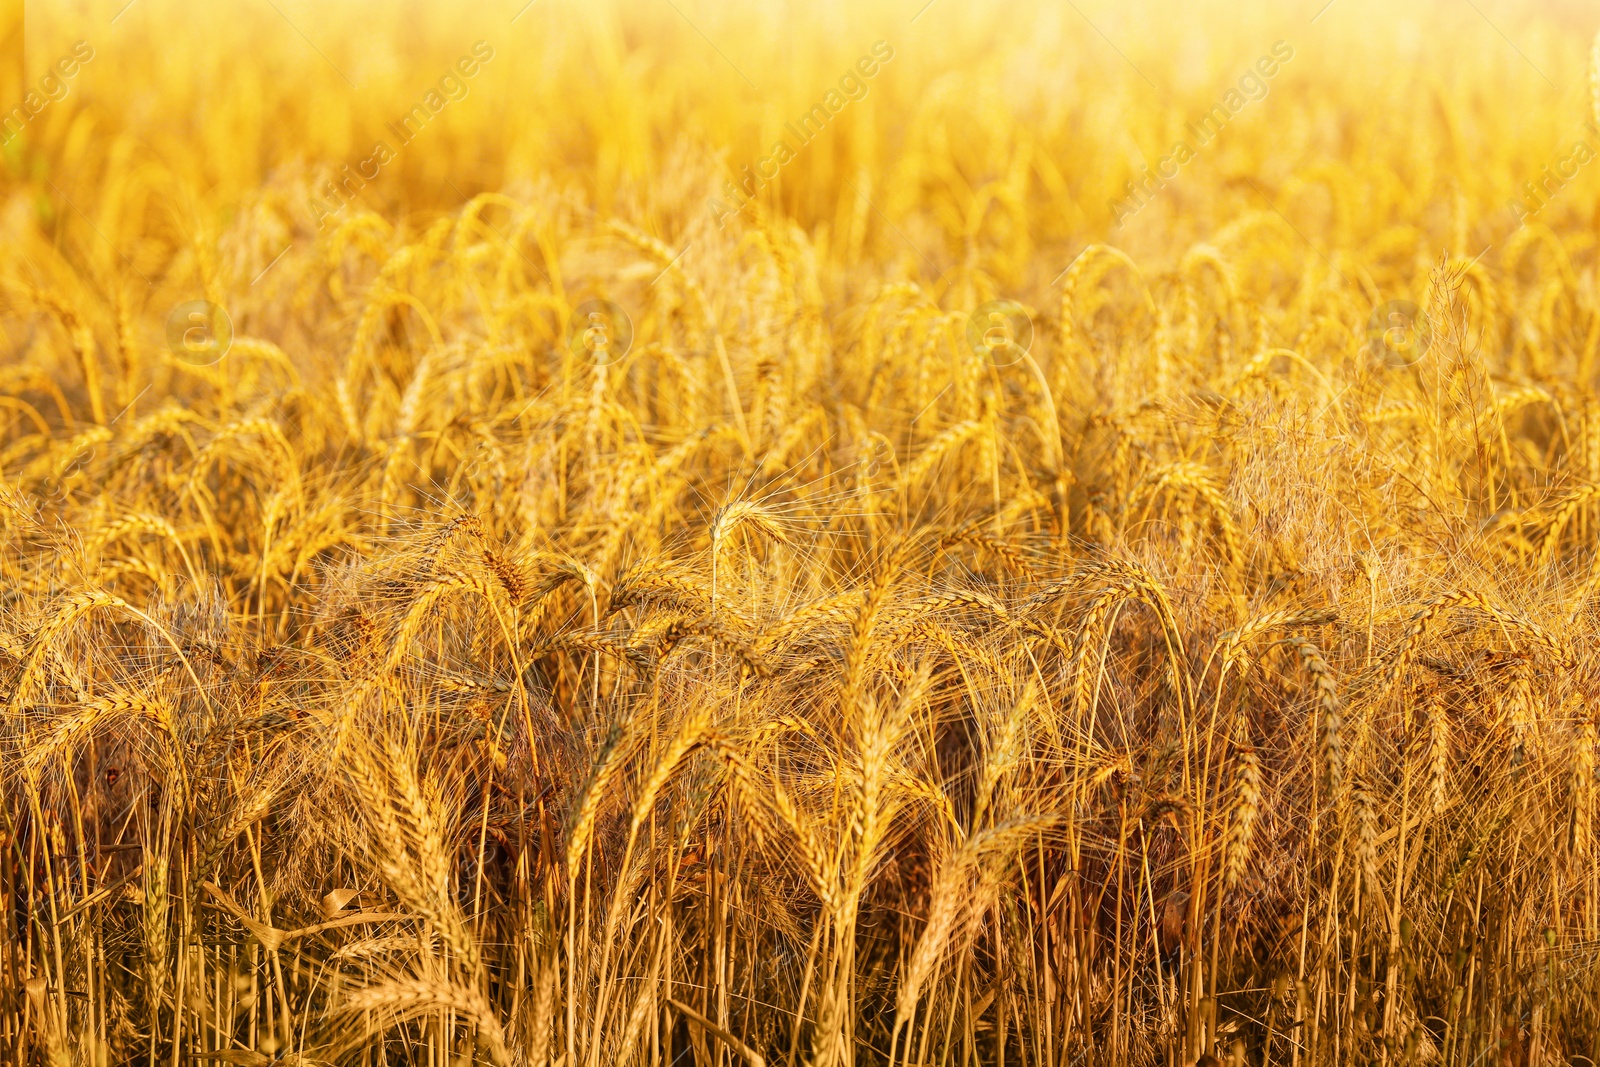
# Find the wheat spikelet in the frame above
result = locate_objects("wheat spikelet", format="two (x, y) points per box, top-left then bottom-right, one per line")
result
(340, 979), (509, 1066)
(414, 514), (485, 577)
(1020, 564), (1107, 610)
(1137, 460), (1243, 570)
(894, 840), (970, 1026)
(975, 679), (1033, 826)
(1378, 590), (1571, 697)
(770, 778), (836, 910)
(29, 287), (106, 425)
(896, 420), (983, 494)
(526, 951), (557, 1067)
(1099, 558), (1187, 655)
(707, 734), (783, 847)
(97, 555), (171, 591)
(384, 569), (508, 672)
(1220, 605), (1338, 676)
(1379, 595), (1459, 692)
(614, 956), (662, 1067)
(342, 739), (480, 975)
(753, 590), (866, 655)
(889, 588), (1012, 631)
(565, 725), (632, 885)
(711, 500), (790, 562)
(1285, 637), (1343, 792)
(23, 975), (69, 1067)
(607, 559), (716, 616)
(196, 780), (279, 884)
(196, 417), (299, 491)
(480, 548), (532, 603)
(894, 813), (1057, 1027)
(9, 590), (126, 711)
(24, 691), (175, 778)
(1224, 744), (1262, 889)
(143, 844), (171, 1012)
(629, 705), (714, 835)
(1070, 582), (1137, 714)
(1366, 399), (1431, 426)
(331, 936), (418, 962)
(1538, 483), (1600, 568)
(1572, 717), (1596, 860)
(1352, 777), (1378, 894)
(36, 425), (112, 481)
(1059, 244), (1153, 342)
(939, 523), (1038, 576)
(760, 405), (829, 475)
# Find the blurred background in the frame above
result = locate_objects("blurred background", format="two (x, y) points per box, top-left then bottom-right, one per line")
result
(2, 0), (1597, 287)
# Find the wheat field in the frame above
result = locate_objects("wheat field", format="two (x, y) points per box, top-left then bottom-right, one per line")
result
(1, 0), (1599, 1063)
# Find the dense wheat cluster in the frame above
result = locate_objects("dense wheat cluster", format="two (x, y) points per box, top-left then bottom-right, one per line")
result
(4, 0), (1600, 1063)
